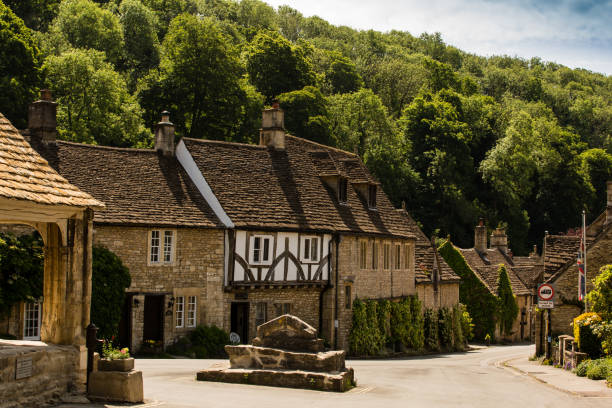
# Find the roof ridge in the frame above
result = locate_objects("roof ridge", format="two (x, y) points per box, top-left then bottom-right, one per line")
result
(56, 140), (157, 154)
(182, 137), (266, 149)
(285, 134), (359, 157)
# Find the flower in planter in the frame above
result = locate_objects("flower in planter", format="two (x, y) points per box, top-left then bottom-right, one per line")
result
(102, 340), (131, 360)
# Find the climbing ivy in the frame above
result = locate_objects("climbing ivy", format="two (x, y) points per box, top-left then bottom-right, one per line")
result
(377, 299), (391, 346)
(438, 239), (498, 340)
(424, 308), (439, 351)
(497, 264), (518, 336)
(389, 296), (424, 350)
(438, 307), (454, 350)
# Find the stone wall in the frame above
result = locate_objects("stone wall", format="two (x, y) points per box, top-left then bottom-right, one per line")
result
(416, 282), (459, 310)
(321, 235), (416, 351)
(0, 342), (77, 408)
(93, 225), (225, 351)
(494, 294), (533, 342)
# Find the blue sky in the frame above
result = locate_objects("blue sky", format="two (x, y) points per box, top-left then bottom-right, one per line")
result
(264, 0), (612, 75)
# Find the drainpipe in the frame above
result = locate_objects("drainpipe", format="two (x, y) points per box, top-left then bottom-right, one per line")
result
(333, 234), (340, 350)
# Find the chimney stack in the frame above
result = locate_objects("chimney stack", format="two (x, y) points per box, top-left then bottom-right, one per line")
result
(490, 227), (508, 254)
(259, 101), (285, 150)
(474, 218), (487, 252)
(28, 89), (57, 144)
(606, 181), (612, 226)
(155, 111), (175, 157)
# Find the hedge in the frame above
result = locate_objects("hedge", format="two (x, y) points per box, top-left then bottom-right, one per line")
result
(573, 313), (603, 358)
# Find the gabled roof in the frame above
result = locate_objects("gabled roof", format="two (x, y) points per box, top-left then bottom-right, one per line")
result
(396, 210), (460, 283)
(0, 113), (101, 208)
(182, 135), (414, 238)
(457, 248), (531, 295)
(29, 139), (222, 228)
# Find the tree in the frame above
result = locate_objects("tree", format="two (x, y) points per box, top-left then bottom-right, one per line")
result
(326, 55), (363, 94)
(0, 1), (43, 128)
(91, 245), (131, 340)
(580, 149), (612, 218)
(119, 0), (160, 78)
(141, 14), (246, 140)
(140, 0), (198, 38)
(245, 31), (315, 102)
(277, 86), (330, 145)
(497, 265), (518, 336)
(2, 0), (60, 31)
(45, 48), (150, 147)
(587, 265), (612, 321)
(47, 0), (124, 64)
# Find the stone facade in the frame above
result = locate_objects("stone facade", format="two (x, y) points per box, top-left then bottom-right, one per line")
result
(415, 282), (459, 310)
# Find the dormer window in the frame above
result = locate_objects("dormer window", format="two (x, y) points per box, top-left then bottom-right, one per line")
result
(368, 184), (377, 209)
(338, 178), (348, 204)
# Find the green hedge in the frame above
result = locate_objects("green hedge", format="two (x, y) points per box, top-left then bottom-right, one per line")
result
(424, 308), (440, 351)
(438, 307), (454, 351)
(438, 239), (498, 340)
(497, 265), (518, 336)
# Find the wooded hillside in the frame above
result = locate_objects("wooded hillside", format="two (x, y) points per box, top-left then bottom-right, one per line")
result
(2, 0), (611, 253)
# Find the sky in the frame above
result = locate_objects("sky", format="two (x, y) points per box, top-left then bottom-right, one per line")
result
(263, 0), (612, 75)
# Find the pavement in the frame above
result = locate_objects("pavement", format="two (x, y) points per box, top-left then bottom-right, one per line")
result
(54, 344), (612, 408)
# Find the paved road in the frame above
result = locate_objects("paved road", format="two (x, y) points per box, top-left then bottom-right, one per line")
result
(135, 345), (611, 408)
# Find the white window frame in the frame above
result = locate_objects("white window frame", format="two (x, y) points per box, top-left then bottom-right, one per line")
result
(175, 296), (185, 328)
(23, 301), (41, 340)
(300, 235), (320, 263)
(149, 230), (176, 265)
(187, 296), (197, 328)
(250, 235), (273, 265)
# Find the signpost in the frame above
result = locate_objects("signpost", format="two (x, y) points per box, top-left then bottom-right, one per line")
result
(537, 283), (554, 309)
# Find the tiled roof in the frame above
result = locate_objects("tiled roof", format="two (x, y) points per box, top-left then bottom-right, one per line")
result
(397, 210), (460, 283)
(183, 135), (415, 237)
(0, 113), (101, 208)
(543, 235), (581, 278)
(458, 248), (531, 295)
(29, 140), (222, 228)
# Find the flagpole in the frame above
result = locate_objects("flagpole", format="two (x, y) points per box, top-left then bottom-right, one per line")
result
(583, 210), (588, 313)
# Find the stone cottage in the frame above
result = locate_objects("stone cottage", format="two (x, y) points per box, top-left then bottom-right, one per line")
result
(535, 181), (612, 354)
(453, 221), (541, 342)
(3, 97), (421, 352)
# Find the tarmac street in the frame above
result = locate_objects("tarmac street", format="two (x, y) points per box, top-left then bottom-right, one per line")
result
(129, 345), (612, 408)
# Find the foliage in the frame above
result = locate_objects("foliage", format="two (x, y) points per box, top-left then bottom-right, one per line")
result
(45, 48), (150, 147)
(0, 232), (43, 316)
(575, 359), (590, 377)
(102, 340), (130, 360)
(377, 299), (391, 346)
(592, 321), (612, 357)
(438, 239), (497, 340)
(2, 0), (60, 31)
(276, 85), (330, 145)
(497, 265), (518, 336)
(389, 296), (424, 350)
(188, 324), (230, 358)
(452, 304), (466, 348)
(438, 307), (454, 350)
(365, 300), (384, 354)
(423, 308), (440, 351)
(91, 245), (131, 340)
(348, 299), (384, 356)
(459, 303), (474, 341)
(573, 313), (603, 359)
(587, 265), (612, 320)
(0, 1), (43, 128)
(582, 358), (612, 380)
(119, 0), (160, 81)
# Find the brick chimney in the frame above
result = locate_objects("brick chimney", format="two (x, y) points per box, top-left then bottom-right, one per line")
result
(259, 101), (285, 150)
(490, 227), (508, 254)
(155, 111), (175, 157)
(28, 89), (57, 144)
(474, 218), (487, 252)
(606, 180), (612, 226)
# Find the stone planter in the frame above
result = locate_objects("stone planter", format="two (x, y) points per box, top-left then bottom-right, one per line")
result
(98, 358), (134, 372)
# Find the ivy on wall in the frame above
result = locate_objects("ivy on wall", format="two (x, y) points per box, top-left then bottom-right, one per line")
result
(438, 239), (498, 340)
(497, 265), (518, 336)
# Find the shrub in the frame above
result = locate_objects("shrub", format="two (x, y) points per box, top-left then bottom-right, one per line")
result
(349, 299), (368, 355)
(575, 359), (590, 377)
(592, 320), (612, 356)
(438, 307), (454, 350)
(586, 359), (611, 380)
(587, 265), (612, 320)
(424, 308), (440, 351)
(408, 296), (425, 350)
(459, 304), (474, 341)
(365, 300), (384, 354)
(573, 313), (603, 358)
(188, 325), (230, 358)
(377, 299), (391, 346)
(451, 304), (465, 350)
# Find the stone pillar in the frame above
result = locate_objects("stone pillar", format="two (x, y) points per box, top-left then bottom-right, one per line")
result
(131, 295), (145, 352)
(154, 111), (175, 157)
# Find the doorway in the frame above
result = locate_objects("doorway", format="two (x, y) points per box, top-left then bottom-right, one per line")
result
(143, 295), (164, 342)
(231, 302), (249, 344)
(117, 294), (133, 348)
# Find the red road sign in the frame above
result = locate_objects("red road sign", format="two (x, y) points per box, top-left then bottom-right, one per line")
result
(538, 283), (554, 301)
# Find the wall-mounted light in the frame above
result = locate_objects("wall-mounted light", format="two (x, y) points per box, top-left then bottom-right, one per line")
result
(167, 297), (175, 310)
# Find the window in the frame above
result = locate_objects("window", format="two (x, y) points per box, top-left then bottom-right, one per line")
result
(359, 241), (367, 269)
(372, 241), (378, 269)
(395, 244), (401, 269)
(187, 296), (197, 328)
(23, 302), (41, 340)
(301, 236), (319, 262)
(368, 184), (377, 209)
(383, 243), (390, 270)
(338, 178), (348, 204)
(175, 296), (184, 328)
(274, 303), (291, 317)
(150, 230), (174, 264)
(345, 286), (352, 309)
(255, 302), (267, 327)
(404, 244), (411, 269)
(251, 235), (273, 264)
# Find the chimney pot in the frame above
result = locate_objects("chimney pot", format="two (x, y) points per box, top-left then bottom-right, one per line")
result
(155, 110), (175, 157)
(28, 90), (57, 144)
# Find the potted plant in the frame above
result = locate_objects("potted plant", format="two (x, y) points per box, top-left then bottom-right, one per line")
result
(99, 340), (134, 372)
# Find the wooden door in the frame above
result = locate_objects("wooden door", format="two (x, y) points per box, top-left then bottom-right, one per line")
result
(143, 295), (164, 342)
(231, 302), (249, 344)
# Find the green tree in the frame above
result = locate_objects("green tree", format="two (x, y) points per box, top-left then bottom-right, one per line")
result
(141, 0), (198, 38)
(0, 1), (43, 128)
(326, 55), (363, 94)
(497, 264), (518, 336)
(2, 0), (60, 31)
(140, 14), (246, 140)
(91, 245), (131, 340)
(45, 48), (150, 146)
(587, 265), (612, 320)
(47, 0), (124, 64)
(580, 149), (612, 218)
(277, 85), (331, 145)
(119, 0), (160, 77)
(245, 31), (315, 102)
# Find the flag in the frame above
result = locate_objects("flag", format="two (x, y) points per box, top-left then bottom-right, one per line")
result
(577, 236), (586, 301)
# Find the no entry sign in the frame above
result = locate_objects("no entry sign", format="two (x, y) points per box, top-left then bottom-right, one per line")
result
(538, 283), (554, 309)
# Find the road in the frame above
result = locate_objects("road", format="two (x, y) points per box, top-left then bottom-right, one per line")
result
(135, 345), (611, 408)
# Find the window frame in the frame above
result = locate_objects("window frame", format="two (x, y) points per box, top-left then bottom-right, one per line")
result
(383, 243), (390, 270)
(186, 296), (197, 328)
(404, 244), (411, 270)
(359, 240), (367, 269)
(372, 241), (378, 270)
(338, 177), (348, 204)
(395, 244), (401, 269)
(345, 285), (352, 309)
(23, 301), (41, 340)
(175, 296), (185, 328)
(255, 302), (268, 327)
(301, 235), (320, 263)
(149, 229), (176, 265)
(368, 184), (377, 209)
(250, 234), (274, 265)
